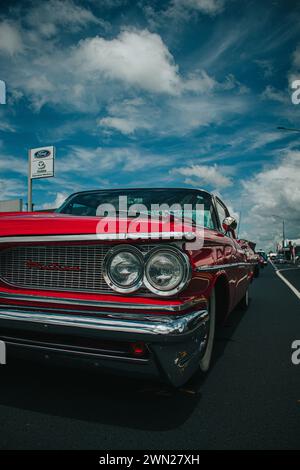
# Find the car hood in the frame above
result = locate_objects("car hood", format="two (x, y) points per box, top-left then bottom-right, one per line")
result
(0, 212), (197, 238)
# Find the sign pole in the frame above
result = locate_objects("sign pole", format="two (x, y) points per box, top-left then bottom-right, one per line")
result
(28, 146), (55, 211)
(28, 149), (32, 212)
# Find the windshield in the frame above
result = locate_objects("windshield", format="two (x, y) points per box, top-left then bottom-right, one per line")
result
(57, 188), (216, 229)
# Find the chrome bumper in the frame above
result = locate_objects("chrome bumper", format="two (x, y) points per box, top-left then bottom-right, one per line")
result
(0, 307), (208, 336)
(0, 307), (209, 387)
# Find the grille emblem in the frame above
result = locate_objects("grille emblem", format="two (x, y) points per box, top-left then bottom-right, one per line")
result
(25, 260), (81, 272)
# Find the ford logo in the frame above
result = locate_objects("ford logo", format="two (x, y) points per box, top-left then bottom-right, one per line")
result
(34, 149), (51, 158)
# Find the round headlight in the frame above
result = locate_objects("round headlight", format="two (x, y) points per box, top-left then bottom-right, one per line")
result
(103, 246), (144, 293)
(144, 246), (191, 296)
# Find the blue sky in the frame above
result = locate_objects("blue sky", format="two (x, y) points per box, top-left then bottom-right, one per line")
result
(0, 0), (300, 250)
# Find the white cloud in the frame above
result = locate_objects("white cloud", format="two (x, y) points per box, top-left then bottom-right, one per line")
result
(0, 22), (22, 56)
(25, 0), (103, 38)
(0, 9), (250, 134)
(58, 145), (171, 176)
(42, 192), (68, 209)
(261, 85), (288, 104)
(249, 131), (288, 150)
(72, 30), (180, 95)
(96, 91), (248, 137)
(174, 0), (226, 15)
(240, 149), (300, 249)
(220, 73), (250, 94)
(168, 94), (248, 133)
(97, 97), (153, 135)
(0, 122), (15, 132)
(0, 178), (25, 200)
(254, 59), (274, 78)
(99, 89), (248, 137)
(3, 27), (182, 113)
(0, 152), (27, 175)
(0, 109), (16, 133)
(98, 116), (147, 134)
(183, 70), (217, 93)
(292, 44), (300, 69)
(242, 150), (300, 217)
(159, 0), (227, 22)
(174, 164), (233, 188)
(288, 43), (300, 86)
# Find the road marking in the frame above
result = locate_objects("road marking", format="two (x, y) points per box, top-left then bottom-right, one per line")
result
(276, 270), (300, 300)
(270, 261), (300, 301)
(269, 260), (278, 271)
(276, 267), (300, 272)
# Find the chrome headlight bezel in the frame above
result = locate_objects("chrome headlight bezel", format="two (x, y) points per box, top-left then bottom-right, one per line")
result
(143, 246), (192, 296)
(103, 245), (144, 293)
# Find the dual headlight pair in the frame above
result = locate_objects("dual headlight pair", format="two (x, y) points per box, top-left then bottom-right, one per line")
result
(103, 245), (192, 296)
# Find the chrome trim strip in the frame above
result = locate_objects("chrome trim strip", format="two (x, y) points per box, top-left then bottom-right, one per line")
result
(0, 232), (196, 243)
(0, 304), (187, 322)
(196, 262), (256, 272)
(0, 291), (200, 312)
(0, 308), (208, 336)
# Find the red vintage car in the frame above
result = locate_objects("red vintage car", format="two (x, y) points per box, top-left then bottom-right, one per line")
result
(0, 188), (254, 386)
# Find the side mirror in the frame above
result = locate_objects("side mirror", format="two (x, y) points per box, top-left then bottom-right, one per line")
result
(222, 216), (237, 232)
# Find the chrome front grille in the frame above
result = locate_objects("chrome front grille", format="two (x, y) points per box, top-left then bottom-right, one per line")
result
(0, 244), (155, 294)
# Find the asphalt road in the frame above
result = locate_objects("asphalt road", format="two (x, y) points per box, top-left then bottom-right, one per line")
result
(279, 266), (300, 292)
(0, 264), (300, 450)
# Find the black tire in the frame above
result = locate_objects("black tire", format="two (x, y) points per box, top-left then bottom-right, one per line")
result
(199, 287), (216, 372)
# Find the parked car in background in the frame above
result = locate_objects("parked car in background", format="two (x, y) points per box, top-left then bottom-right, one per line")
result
(274, 254), (287, 265)
(256, 250), (268, 266)
(0, 188), (255, 386)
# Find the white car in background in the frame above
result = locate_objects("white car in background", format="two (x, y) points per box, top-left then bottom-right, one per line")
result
(275, 255), (287, 265)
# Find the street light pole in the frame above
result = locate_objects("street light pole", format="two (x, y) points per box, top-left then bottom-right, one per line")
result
(271, 214), (286, 251)
(237, 211), (242, 238)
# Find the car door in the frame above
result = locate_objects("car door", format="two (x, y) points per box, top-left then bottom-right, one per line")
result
(214, 197), (248, 307)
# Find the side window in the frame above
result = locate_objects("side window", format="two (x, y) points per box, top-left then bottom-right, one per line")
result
(71, 203), (96, 216)
(195, 195), (218, 230)
(204, 209), (215, 229)
(216, 200), (227, 233)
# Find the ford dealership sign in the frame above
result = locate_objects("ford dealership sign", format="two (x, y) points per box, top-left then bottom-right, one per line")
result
(34, 149), (51, 159)
(30, 146), (55, 179)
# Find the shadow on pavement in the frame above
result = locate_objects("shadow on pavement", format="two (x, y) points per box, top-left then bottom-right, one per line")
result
(0, 303), (248, 431)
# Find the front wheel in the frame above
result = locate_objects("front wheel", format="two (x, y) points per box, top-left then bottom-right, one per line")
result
(199, 287), (216, 372)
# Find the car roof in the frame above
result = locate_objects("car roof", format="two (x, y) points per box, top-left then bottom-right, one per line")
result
(66, 187), (213, 198)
